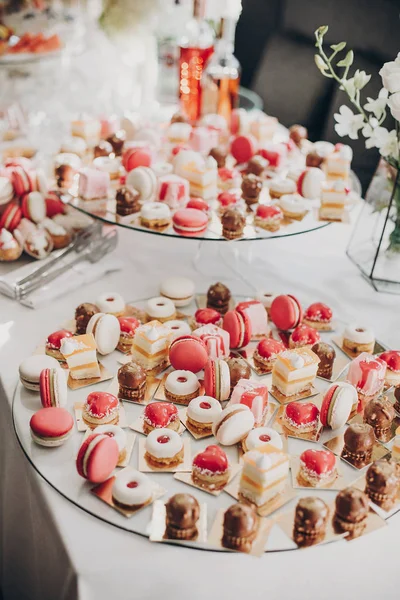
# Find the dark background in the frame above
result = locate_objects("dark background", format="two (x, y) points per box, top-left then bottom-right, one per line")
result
(235, 0), (399, 191)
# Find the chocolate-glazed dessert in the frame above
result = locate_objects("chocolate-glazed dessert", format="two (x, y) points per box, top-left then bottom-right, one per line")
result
(293, 497), (328, 547)
(209, 147), (227, 168)
(106, 130), (125, 155)
(289, 124), (308, 147)
(94, 140), (114, 159)
(311, 342), (336, 379)
(333, 487), (369, 539)
(394, 385), (400, 413)
(365, 460), (400, 511)
(55, 164), (75, 189)
(75, 302), (99, 335)
(241, 174), (262, 207)
(116, 186), (141, 216)
(247, 155), (268, 177)
(165, 493), (200, 540)
(306, 150), (324, 168)
(363, 396), (395, 442)
(227, 357), (251, 393)
(207, 282), (231, 315)
(221, 208), (246, 240)
(342, 423), (375, 467)
(222, 502), (258, 553)
(117, 361), (147, 402)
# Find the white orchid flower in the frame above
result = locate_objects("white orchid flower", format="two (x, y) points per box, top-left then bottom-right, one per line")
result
(364, 88), (388, 119)
(334, 105), (364, 139)
(353, 69), (371, 90)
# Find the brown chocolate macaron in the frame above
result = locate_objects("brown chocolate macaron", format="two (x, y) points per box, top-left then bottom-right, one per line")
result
(165, 493), (200, 540)
(221, 208), (246, 240)
(226, 357), (251, 393)
(342, 423), (375, 467)
(293, 497), (328, 547)
(222, 502), (258, 553)
(75, 302), (99, 335)
(333, 487), (369, 539)
(117, 361), (147, 402)
(363, 396), (395, 442)
(241, 174), (262, 207)
(311, 342), (336, 379)
(207, 282), (231, 315)
(116, 186), (141, 216)
(365, 460), (400, 511)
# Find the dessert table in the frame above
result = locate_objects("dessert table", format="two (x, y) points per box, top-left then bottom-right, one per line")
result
(1, 213), (399, 600)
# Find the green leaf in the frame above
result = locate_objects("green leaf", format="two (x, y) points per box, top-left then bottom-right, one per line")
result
(337, 50), (354, 68)
(330, 42), (346, 52)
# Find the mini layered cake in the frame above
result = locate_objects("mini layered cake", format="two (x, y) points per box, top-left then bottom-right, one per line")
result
(283, 401), (320, 434)
(303, 302), (333, 330)
(239, 445), (289, 506)
(192, 323), (230, 359)
(143, 402), (180, 434)
(60, 334), (100, 380)
(186, 396), (222, 435)
(254, 204), (283, 232)
(319, 180), (349, 221)
(144, 428), (184, 468)
(346, 353), (386, 407)
(82, 392), (119, 429)
(117, 362), (147, 402)
(131, 320), (172, 372)
(229, 379), (269, 427)
(192, 444), (230, 490)
(272, 348), (319, 399)
(164, 370), (200, 405)
(299, 449), (337, 487)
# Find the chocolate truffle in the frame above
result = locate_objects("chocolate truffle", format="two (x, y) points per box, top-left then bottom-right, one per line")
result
(171, 111), (189, 124)
(117, 361), (147, 401)
(165, 493), (200, 540)
(342, 423), (375, 467)
(209, 147), (227, 168)
(289, 124), (308, 147)
(55, 164), (75, 189)
(293, 497), (328, 547)
(247, 155), (268, 177)
(333, 487), (369, 539)
(207, 282), (231, 315)
(116, 186), (141, 216)
(394, 385), (400, 413)
(306, 150), (324, 168)
(311, 342), (336, 379)
(241, 174), (262, 206)
(106, 130), (125, 156)
(94, 140), (114, 159)
(365, 460), (400, 510)
(222, 502), (258, 553)
(363, 396), (395, 442)
(75, 302), (99, 335)
(221, 208), (246, 240)
(227, 357), (251, 392)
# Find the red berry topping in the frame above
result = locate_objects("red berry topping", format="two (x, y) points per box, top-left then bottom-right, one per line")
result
(144, 402), (178, 427)
(118, 316), (140, 335)
(200, 401), (211, 409)
(304, 302), (333, 323)
(193, 444), (228, 473)
(285, 401), (319, 425)
(255, 204), (283, 219)
(291, 324), (320, 346)
(218, 191), (240, 207)
(300, 448), (336, 474)
(257, 337), (285, 358)
(157, 435), (170, 444)
(194, 308), (221, 325)
(46, 329), (73, 349)
(85, 392), (119, 418)
(127, 481), (139, 488)
(379, 350), (400, 373)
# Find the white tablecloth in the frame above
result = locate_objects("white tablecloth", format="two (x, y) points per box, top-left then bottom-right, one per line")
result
(1, 217), (399, 600)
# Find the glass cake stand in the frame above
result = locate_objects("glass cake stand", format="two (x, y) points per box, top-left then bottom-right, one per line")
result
(11, 295), (396, 554)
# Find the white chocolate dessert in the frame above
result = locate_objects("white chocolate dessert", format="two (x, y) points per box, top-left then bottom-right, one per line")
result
(319, 179), (348, 221)
(272, 348), (320, 397)
(239, 444), (289, 506)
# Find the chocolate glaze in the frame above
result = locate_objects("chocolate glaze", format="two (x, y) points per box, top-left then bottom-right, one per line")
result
(306, 150), (324, 168)
(116, 186), (141, 216)
(117, 362), (146, 389)
(364, 396), (395, 438)
(344, 423), (375, 454)
(106, 130), (125, 155)
(311, 342), (335, 379)
(366, 460), (399, 498)
(241, 174), (262, 200)
(247, 155), (268, 176)
(222, 502), (258, 551)
(75, 303), (99, 334)
(165, 493), (199, 539)
(334, 487), (369, 523)
(294, 497), (328, 533)
(207, 282), (231, 315)
(209, 147), (227, 168)
(227, 357), (251, 390)
(221, 208), (245, 233)
(94, 140), (114, 158)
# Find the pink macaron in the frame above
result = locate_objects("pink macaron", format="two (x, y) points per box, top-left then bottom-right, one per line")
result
(30, 407), (74, 447)
(270, 294), (303, 330)
(76, 433), (119, 483)
(45, 191), (66, 217)
(0, 203), (22, 231)
(204, 358), (230, 401)
(230, 135), (257, 164)
(39, 368), (68, 408)
(172, 208), (208, 237)
(21, 191), (46, 223)
(122, 146), (152, 172)
(11, 166), (36, 196)
(169, 335), (208, 373)
(223, 309), (252, 349)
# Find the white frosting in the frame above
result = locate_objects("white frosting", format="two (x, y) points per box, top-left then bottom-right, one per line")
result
(0, 228), (17, 249)
(331, 179), (347, 192)
(167, 122), (192, 142)
(94, 424), (127, 452)
(206, 155), (218, 170)
(141, 202), (171, 220)
(187, 396), (222, 424)
(269, 178), (296, 194)
(152, 162), (173, 177)
(343, 324), (374, 345)
(244, 427), (283, 451)
(164, 320), (191, 340)
(145, 427), (183, 458)
(165, 370), (200, 396)
(112, 468), (153, 507)
(41, 218), (66, 236)
(287, 353), (305, 369)
(279, 193), (307, 214)
(25, 230), (50, 258)
(256, 291), (277, 309)
(93, 156), (121, 174)
(300, 168), (326, 199)
(146, 296), (175, 319)
(337, 145), (353, 160)
(60, 338), (88, 355)
(96, 292), (125, 315)
(212, 404), (255, 446)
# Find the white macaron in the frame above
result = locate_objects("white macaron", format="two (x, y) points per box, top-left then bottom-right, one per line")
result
(86, 313), (120, 355)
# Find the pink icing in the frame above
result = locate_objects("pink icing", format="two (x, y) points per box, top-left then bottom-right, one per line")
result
(346, 353), (386, 396)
